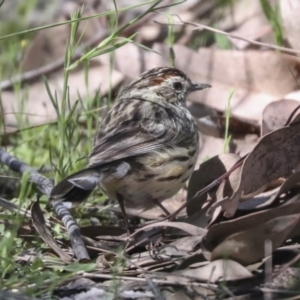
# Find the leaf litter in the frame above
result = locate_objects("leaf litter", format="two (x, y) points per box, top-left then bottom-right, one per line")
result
(3, 0), (300, 299)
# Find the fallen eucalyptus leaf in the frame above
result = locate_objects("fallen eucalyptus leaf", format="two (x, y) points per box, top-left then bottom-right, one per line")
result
(211, 214), (300, 265)
(187, 153), (241, 217)
(204, 202), (300, 256)
(31, 199), (72, 263)
(221, 117), (300, 217)
(262, 99), (300, 136)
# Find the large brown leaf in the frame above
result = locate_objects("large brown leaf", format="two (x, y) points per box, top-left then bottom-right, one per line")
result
(211, 214), (300, 265)
(204, 201), (300, 252)
(220, 117), (300, 217)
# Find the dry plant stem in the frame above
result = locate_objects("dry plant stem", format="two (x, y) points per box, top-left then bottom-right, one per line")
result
(154, 16), (300, 56)
(80, 272), (219, 290)
(0, 147), (90, 261)
(284, 104), (300, 125)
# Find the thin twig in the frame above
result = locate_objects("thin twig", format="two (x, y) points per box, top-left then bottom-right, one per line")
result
(154, 16), (300, 56)
(284, 104), (300, 126)
(81, 272), (219, 290)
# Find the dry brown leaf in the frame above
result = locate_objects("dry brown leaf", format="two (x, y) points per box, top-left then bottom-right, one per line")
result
(31, 199), (72, 263)
(238, 170), (300, 211)
(166, 236), (202, 255)
(132, 221), (207, 238)
(211, 214), (300, 265)
(177, 259), (253, 282)
(262, 99), (300, 136)
(2, 66), (123, 127)
(221, 118), (300, 217)
(204, 201), (300, 253)
(237, 188), (279, 211)
(187, 153), (241, 217)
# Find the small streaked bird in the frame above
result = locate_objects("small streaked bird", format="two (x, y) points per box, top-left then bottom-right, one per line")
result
(50, 67), (211, 232)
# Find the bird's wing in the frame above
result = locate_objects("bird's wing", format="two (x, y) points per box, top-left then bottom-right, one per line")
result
(88, 127), (176, 167)
(88, 99), (180, 167)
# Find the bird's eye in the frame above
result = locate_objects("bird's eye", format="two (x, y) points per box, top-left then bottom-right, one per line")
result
(173, 81), (183, 92)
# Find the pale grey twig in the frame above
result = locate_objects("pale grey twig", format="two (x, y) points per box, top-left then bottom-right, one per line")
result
(154, 16), (300, 55)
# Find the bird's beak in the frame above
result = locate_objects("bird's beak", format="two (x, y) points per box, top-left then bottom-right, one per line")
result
(190, 83), (211, 92)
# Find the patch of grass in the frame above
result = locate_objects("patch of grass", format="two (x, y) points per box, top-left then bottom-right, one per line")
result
(223, 88), (234, 153)
(260, 0), (284, 46)
(0, 0), (38, 77)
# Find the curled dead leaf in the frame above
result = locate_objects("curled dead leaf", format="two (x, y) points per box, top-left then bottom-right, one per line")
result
(204, 201), (300, 257)
(187, 153), (241, 217)
(132, 221), (207, 238)
(31, 199), (72, 263)
(210, 214), (300, 265)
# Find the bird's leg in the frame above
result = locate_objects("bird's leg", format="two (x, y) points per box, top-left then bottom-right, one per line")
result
(153, 199), (171, 217)
(116, 193), (132, 235)
(152, 199), (172, 247)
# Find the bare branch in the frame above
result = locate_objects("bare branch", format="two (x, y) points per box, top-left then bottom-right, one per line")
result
(154, 16), (300, 56)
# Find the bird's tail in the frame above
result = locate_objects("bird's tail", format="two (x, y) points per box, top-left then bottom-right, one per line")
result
(50, 168), (100, 208)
